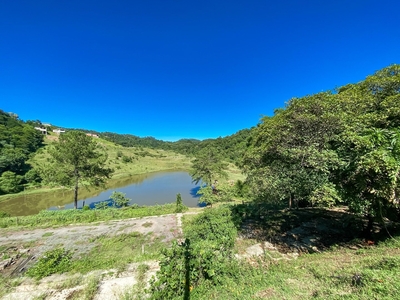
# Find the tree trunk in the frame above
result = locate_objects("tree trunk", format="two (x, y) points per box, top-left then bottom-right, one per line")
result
(74, 175), (79, 209)
(288, 193), (292, 209)
(364, 213), (374, 240)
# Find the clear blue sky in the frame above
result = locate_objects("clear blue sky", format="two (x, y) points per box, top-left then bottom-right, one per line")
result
(1, 1), (399, 141)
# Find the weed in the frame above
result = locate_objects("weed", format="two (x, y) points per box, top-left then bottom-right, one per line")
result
(142, 222), (153, 228)
(26, 248), (72, 280)
(42, 232), (53, 237)
(81, 275), (101, 300)
(32, 292), (48, 300)
(70, 232), (164, 274)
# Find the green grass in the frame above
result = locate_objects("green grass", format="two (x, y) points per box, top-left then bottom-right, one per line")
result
(31, 136), (192, 180)
(0, 203), (178, 229)
(187, 237), (400, 300)
(70, 232), (164, 274)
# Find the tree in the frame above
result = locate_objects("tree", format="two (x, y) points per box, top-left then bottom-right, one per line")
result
(190, 148), (228, 186)
(0, 171), (23, 194)
(48, 131), (113, 209)
(242, 93), (342, 208)
(110, 191), (130, 207)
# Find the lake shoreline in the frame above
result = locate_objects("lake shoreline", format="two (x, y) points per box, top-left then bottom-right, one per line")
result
(0, 167), (191, 202)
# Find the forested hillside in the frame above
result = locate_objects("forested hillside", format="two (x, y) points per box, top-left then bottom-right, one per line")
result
(101, 128), (252, 163)
(0, 110), (44, 194)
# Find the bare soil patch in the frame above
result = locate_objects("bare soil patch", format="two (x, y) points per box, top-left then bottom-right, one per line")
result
(0, 214), (180, 277)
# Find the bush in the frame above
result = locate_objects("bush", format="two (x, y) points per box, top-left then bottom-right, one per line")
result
(0, 171), (23, 194)
(95, 201), (109, 210)
(175, 193), (187, 213)
(185, 206), (237, 250)
(149, 206), (237, 298)
(0, 211), (10, 218)
(26, 248), (72, 280)
(121, 155), (133, 163)
(110, 191), (131, 207)
(24, 168), (42, 185)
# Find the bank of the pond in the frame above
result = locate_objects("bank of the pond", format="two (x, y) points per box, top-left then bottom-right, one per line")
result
(0, 203), (201, 229)
(0, 170), (199, 217)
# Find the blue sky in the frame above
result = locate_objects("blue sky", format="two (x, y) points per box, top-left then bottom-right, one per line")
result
(1, 0), (399, 141)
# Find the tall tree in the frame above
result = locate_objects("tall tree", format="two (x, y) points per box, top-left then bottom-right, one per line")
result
(190, 148), (228, 185)
(243, 93), (342, 208)
(48, 131), (113, 209)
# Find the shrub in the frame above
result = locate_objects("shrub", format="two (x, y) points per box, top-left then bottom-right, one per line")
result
(149, 206), (237, 298)
(26, 248), (72, 280)
(110, 191), (131, 207)
(0, 171), (23, 194)
(95, 201), (109, 210)
(121, 155), (133, 163)
(175, 193), (187, 213)
(0, 211), (10, 218)
(185, 206), (237, 250)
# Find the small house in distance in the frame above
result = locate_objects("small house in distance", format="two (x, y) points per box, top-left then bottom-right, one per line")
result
(34, 127), (47, 134)
(86, 133), (99, 138)
(53, 129), (66, 135)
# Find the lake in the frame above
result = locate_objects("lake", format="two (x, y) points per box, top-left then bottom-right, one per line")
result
(1, 171), (201, 216)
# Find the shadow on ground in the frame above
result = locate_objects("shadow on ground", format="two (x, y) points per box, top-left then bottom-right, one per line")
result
(232, 203), (400, 254)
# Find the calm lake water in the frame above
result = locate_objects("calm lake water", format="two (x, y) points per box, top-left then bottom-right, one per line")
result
(1, 171), (201, 216)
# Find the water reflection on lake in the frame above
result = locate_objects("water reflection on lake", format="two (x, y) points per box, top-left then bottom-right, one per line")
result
(49, 171), (201, 210)
(1, 171), (201, 216)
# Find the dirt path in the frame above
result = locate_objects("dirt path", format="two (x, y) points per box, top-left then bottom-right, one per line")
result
(0, 214), (179, 261)
(0, 212), (201, 300)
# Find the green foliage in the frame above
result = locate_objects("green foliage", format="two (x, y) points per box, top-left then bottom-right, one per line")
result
(0, 171), (23, 194)
(242, 65), (400, 226)
(0, 211), (10, 218)
(175, 193), (187, 213)
(185, 206), (237, 249)
(26, 248), (72, 280)
(233, 179), (250, 198)
(0, 110), (44, 194)
(46, 131), (113, 209)
(121, 155), (133, 163)
(309, 183), (342, 207)
(149, 206), (237, 298)
(110, 191), (131, 207)
(191, 148), (228, 185)
(197, 184), (235, 206)
(197, 186), (216, 206)
(24, 168), (42, 185)
(102, 129), (252, 164)
(94, 201), (109, 210)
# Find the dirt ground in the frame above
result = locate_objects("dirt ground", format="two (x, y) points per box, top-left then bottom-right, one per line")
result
(0, 213), (189, 300)
(0, 214), (181, 275)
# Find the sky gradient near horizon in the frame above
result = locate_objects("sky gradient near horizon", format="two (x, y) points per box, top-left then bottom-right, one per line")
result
(1, 1), (399, 141)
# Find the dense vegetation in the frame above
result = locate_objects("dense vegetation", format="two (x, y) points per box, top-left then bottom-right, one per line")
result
(0, 110), (44, 194)
(242, 65), (400, 233)
(101, 128), (252, 163)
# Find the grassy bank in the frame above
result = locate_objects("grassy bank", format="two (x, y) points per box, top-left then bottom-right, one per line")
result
(189, 237), (400, 300)
(158, 205), (400, 299)
(0, 203), (185, 229)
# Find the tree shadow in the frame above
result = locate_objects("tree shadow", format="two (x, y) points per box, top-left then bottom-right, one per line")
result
(229, 203), (392, 253)
(190, 186), (201, 198)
